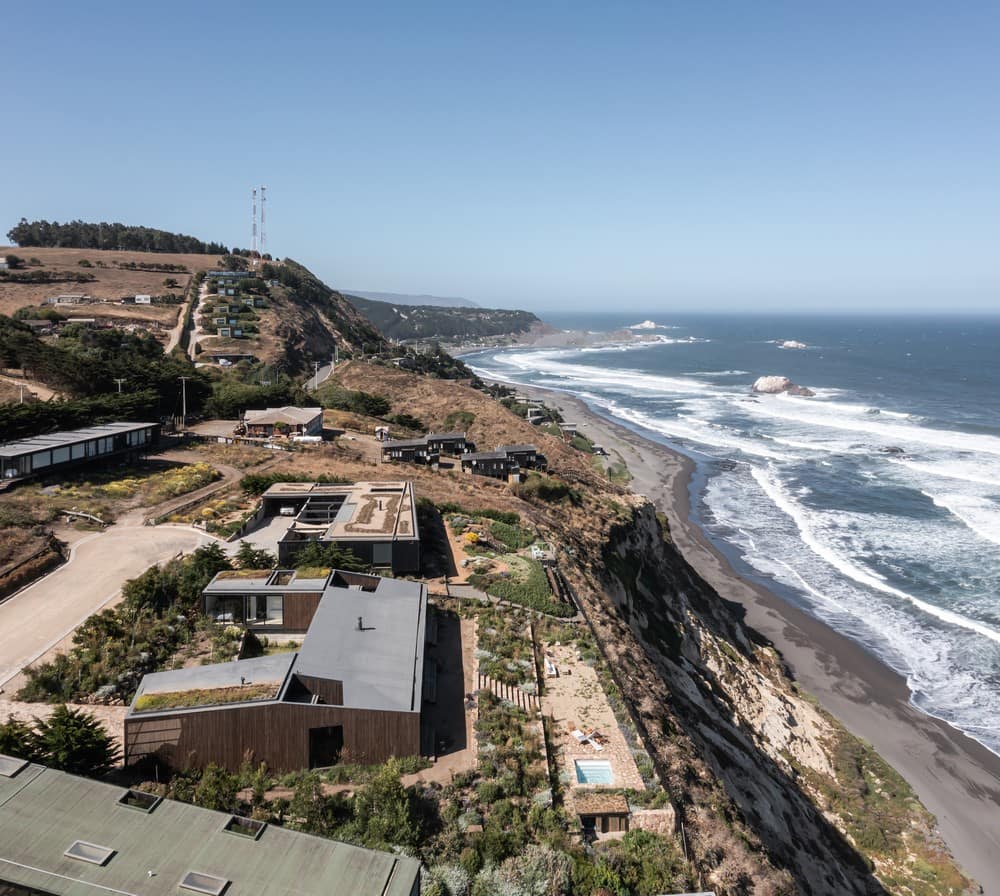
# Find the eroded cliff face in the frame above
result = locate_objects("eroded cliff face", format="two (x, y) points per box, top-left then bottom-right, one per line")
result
(541, 498), (970, 896)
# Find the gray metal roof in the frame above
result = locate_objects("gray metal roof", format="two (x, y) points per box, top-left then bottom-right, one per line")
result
(243, 407), (322, 426)
(463, 451), (514, 462)
(0, 422), (157, 458)
(0, 762), (420, 896)
(497, 444), (540, 453)
(295, 577), (427, 713)
(382, 438), (430, 449)
(132, 573), (426, 717)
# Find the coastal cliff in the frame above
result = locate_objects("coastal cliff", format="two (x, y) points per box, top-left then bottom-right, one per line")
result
(322, 360), (973, 896)
(550, 498), (971, 895)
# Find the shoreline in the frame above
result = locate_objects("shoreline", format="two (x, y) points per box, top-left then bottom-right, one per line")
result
(510, 380), (1000, 893)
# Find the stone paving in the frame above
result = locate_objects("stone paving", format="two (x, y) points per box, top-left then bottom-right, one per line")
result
(540, 643), (645, 796)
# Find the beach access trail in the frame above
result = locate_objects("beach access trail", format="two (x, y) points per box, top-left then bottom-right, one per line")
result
(515, 382), (1000, 894)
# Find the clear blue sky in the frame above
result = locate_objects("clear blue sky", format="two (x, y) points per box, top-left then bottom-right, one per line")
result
(2, 2), (998, 312)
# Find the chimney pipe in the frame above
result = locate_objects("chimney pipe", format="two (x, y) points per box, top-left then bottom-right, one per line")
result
(357, 616), (364, 631)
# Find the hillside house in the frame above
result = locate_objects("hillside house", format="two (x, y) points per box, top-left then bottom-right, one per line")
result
(381, 438), (439, 465)
(265, 481), (421, 573)
(243, 407), (323, 438)
(498, 444), (548, 471)
(426, 431), (474, 455)
(0, 422), (159, 482)
(45, 294), (92, 305)
(125, 571), (428, 772)
(460, 450), (521, 482)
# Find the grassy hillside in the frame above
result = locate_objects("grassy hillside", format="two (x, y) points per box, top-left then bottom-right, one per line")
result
(346, 294), (543, 342)
(0, 246), (212, 323)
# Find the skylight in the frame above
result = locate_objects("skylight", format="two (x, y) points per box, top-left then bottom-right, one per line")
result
(223, 814), (266, 840)
(64, 840), (115, 866)
(0, 755), (29, 777)
(179, 871), (230, 896)
(118, 788), (161, 813)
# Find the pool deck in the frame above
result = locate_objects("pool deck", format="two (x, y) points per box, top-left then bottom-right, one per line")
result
(541, 643), (645, 795)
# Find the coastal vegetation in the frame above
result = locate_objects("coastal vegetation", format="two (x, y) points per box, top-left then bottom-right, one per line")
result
(18, 544), (234, 704)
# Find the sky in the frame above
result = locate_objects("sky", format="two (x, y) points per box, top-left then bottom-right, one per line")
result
(1, 2), (998, 313)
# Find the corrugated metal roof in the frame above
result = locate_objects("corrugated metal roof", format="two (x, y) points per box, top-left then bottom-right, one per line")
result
(0, 762), (419, 896)
(0, 423), (157, 458)
(243, 407), (322, 426)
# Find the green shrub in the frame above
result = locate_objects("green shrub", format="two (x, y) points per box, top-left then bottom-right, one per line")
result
(489, 520), (535, 551)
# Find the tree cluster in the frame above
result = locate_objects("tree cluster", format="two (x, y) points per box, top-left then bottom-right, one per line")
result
(7, 218), (227, 254)
(0, 705), (120, 777)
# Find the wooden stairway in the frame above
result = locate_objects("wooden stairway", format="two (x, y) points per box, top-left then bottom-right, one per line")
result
(477, 672), (539, 712)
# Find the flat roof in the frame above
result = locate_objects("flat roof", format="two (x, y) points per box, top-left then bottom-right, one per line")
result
(133, 573), (427, 716)
(0, 422), (157, 459)
(382, 438), (430, 450)
(267, 481), (419, 543)
(463, 451), (513, 462)
(0, 761), (420, 896)
(295, 576), (427, 712)
(133, 654), (295, 702)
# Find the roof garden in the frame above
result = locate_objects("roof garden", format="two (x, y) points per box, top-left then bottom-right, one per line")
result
(133, 682), (281, 713)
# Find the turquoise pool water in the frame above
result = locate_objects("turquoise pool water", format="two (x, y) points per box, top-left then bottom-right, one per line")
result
(574, 759), (613, 785)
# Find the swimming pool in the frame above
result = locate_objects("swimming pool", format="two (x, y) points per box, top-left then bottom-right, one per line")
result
(574, 759), (613, 785)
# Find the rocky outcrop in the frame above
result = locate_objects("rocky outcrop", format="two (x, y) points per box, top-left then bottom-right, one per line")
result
(752, 375), (815, 397)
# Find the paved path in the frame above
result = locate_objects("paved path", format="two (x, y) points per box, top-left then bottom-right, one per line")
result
(0, 524), (211, 688)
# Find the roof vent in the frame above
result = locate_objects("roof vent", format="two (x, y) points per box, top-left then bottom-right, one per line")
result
(65, 840), (115, 866)
(0, 755), (29, 777)
(118, 788), (161, 813)
(179, 871), (230, 896)
(223, 814), (267, 840)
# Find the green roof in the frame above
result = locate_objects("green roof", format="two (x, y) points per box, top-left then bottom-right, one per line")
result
(0, 761), (419, 896)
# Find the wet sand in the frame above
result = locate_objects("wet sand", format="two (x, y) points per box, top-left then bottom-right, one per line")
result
(517, 383), (1000, 893)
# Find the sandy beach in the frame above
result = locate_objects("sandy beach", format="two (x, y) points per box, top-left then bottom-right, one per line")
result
(513, 382), (1000, 892)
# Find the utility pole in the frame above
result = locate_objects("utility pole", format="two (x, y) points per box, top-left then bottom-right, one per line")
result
(18, 384), (26, 404)
(178, 376), (190, 427)
(113, 378), (126, 394)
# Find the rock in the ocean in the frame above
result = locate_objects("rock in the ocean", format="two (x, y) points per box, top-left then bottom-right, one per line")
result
(752, 375), (815, 397)
(779, 340), (808, 350)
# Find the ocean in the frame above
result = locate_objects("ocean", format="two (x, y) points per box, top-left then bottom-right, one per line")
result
(463, 313), (1000, 755)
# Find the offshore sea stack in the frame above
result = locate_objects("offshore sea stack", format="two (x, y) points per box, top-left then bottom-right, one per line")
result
(752, 375), (815, 396)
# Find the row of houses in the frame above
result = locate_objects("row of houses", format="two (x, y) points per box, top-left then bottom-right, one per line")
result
(379, 431), (473, 464)
(378, 432), (548, 482)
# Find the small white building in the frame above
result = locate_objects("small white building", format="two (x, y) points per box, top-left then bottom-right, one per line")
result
(134, 294), (152, 304)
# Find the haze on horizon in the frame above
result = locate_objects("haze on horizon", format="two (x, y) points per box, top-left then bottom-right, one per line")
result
(2, 2), (998, 314)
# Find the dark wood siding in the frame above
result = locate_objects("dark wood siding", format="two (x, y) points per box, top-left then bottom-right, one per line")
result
(294, 674), (344, 705)
(125, 703), (421, 772)
(282, 593), (323, 631)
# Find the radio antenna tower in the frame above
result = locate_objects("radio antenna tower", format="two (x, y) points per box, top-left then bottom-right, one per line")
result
(259, 186), (267, 261)
(250, 188), (258, 267)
